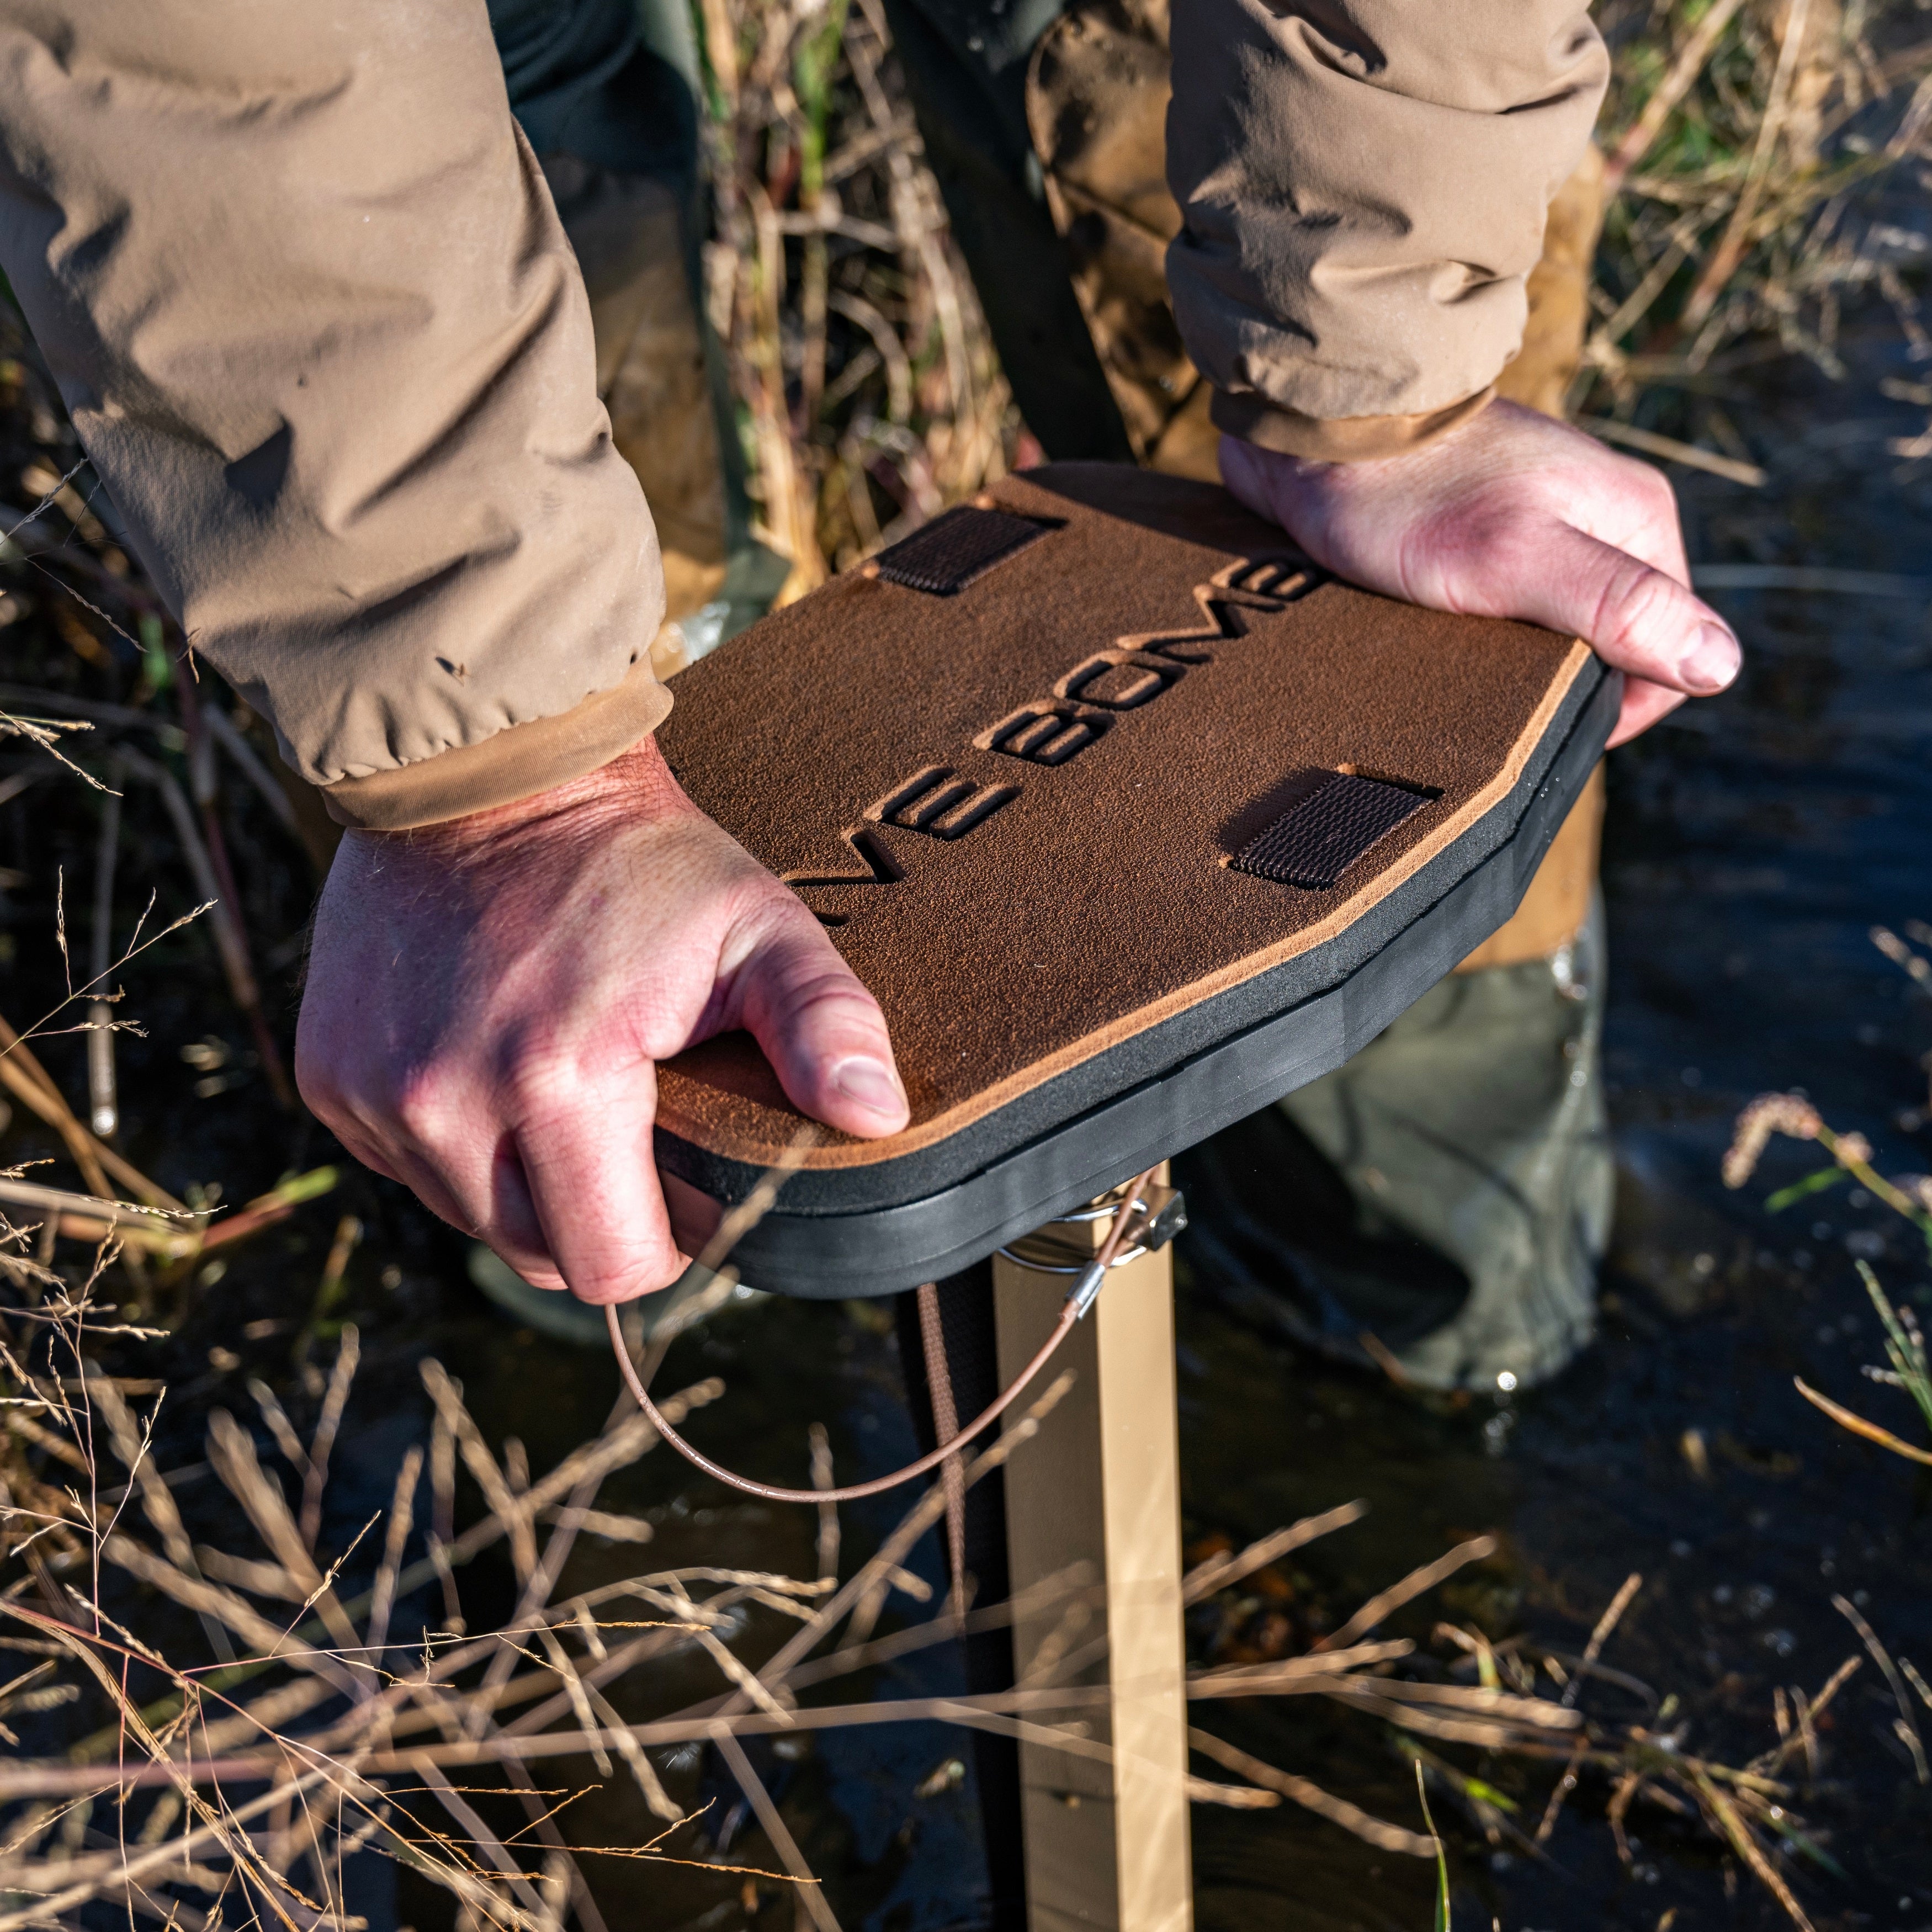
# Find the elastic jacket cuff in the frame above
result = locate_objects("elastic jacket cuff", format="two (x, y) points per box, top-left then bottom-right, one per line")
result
(1212, 386), (1496, 463)
(320, 657), (673, 830)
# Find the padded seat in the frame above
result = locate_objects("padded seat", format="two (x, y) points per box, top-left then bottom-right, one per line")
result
(653, 464), (1617, 1296)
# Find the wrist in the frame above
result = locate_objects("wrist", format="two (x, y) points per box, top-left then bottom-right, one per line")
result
(1212, 385), (1496, 468)
(349, 737), (690, 859)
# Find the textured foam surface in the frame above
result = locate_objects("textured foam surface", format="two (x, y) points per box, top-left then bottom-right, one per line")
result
(653, 465), (1596, 1187)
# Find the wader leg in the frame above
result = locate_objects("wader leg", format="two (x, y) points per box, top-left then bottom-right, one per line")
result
(991, 1181), (1192, 1932)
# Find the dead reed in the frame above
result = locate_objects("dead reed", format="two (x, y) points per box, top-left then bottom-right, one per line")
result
(1585, 0), (1932, 468)
(1724, 918), (1932, 1472)
(0, 1256), (1554, 1929)
(0, 3), (1923, 1925)
(694, 0), (1021, 593)
(6, 1234), (1901, 1932)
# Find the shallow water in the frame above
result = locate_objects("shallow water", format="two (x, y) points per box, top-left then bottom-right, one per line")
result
(1188, 327), (1932, 1931)
(1179, 329), (1932, 1931)
(413, 325), (1932, 1932)
(6, 327), (1930, 1932)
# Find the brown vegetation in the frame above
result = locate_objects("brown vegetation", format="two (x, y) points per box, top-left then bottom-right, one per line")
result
(0, 0), (1926, 1925)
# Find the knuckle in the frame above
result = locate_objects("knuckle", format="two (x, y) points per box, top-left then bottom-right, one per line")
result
(734, 870), (822, 941)
(567, 1238), (680, 1305)
(390, 1059), (461, 1144)
(1594, 559), (1684, 661)
(729, 890), (844, 981)
(293, 1052), (342, 1124)
(493, 1017), (604, 1118)
(770, 954), (879, 1027)
(295, 1053), (396, 1165)
(1607, 453), (1679, 524)
(502, 1068), (592, 1140)
(293, 1018), (352, 1112)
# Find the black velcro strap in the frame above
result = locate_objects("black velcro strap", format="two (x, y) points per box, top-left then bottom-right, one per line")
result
(1232, 772), (1431, 889)
(873, 506), (1051, 595)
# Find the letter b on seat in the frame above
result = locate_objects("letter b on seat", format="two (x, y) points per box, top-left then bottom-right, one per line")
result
(872, 766), (1018, 840)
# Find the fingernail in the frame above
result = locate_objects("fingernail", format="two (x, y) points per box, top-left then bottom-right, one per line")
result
(834, 1056), (906, 1119)
(1682, 622), (1740, 693)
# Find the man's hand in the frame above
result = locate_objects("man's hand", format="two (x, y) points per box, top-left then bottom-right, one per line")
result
(295, 738), (909, 1304)
(1219, 399), (1740, 745)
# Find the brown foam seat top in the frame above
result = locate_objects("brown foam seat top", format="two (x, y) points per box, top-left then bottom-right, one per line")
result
(653, 464), (1614, 1293)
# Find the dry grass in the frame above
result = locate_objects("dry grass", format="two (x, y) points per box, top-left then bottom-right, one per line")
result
(1724, 920), (1932, 1471)
(6, 1259), (1879, 1930)
(0, 1260), (1578, 1928)
(693, 0), (1022, 593)
(1585, 0), (1932, 456)
(0, 2), (1924, 1925)
(700, 0), (1932, 576)
(8, 1216), (1908, 1932)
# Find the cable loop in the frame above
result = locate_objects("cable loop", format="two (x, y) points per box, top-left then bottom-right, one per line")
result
(603, 1167), (1159, 1504)
(992, 1241), (1148, 1275)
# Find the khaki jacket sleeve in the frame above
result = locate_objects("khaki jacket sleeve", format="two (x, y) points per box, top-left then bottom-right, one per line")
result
(0, 0), (668, 829)
(1165, 0), (1609, 461)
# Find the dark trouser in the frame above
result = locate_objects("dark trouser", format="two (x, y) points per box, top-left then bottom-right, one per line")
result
(873, 0), (1136, 463)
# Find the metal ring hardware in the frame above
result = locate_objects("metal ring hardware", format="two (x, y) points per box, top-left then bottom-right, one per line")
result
(992, 1241), (1149, 1275)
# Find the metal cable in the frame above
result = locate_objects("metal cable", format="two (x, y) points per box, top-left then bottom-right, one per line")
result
(603, 1168), (1158, 1504)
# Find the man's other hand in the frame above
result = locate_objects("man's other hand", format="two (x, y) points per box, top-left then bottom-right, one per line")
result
(295, 739), (909, 1304)
(1219, 399), (1740, 745)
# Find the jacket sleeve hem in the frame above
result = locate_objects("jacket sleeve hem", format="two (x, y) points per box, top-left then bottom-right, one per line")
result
(1211, 385), (1496, 463)
(319, 657), (673, 830)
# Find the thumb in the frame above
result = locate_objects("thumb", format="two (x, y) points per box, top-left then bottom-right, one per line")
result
(730, 904), (910, 1138)
(1486, 522), (1740, 700)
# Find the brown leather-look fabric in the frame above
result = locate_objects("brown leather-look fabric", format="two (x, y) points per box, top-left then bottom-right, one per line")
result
(652, 465), (1600, 1172)
(0, 0), (668, 825)
(1164, 0), (1608, 443)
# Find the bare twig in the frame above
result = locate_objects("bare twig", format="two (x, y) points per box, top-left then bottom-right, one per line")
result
(86, 769), (121, 1139)
(1681, 0), (1815, 332)
(1316, 1536), (1498, 1653)
(115, 745), (293, 1110)
(1563, 1573), (1643, 1711)
(1604, 0), (1752, 189)
(1186, 1730), (1434, 1856)
(711, 1727), (841, 1931)
(1833, 1594), (1928, 1782)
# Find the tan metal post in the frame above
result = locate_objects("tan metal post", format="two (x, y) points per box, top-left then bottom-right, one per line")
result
(991, 1177), (1192, 1932)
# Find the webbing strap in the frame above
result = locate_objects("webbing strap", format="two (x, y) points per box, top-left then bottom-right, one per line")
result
(1233, 770), (1432, 889)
